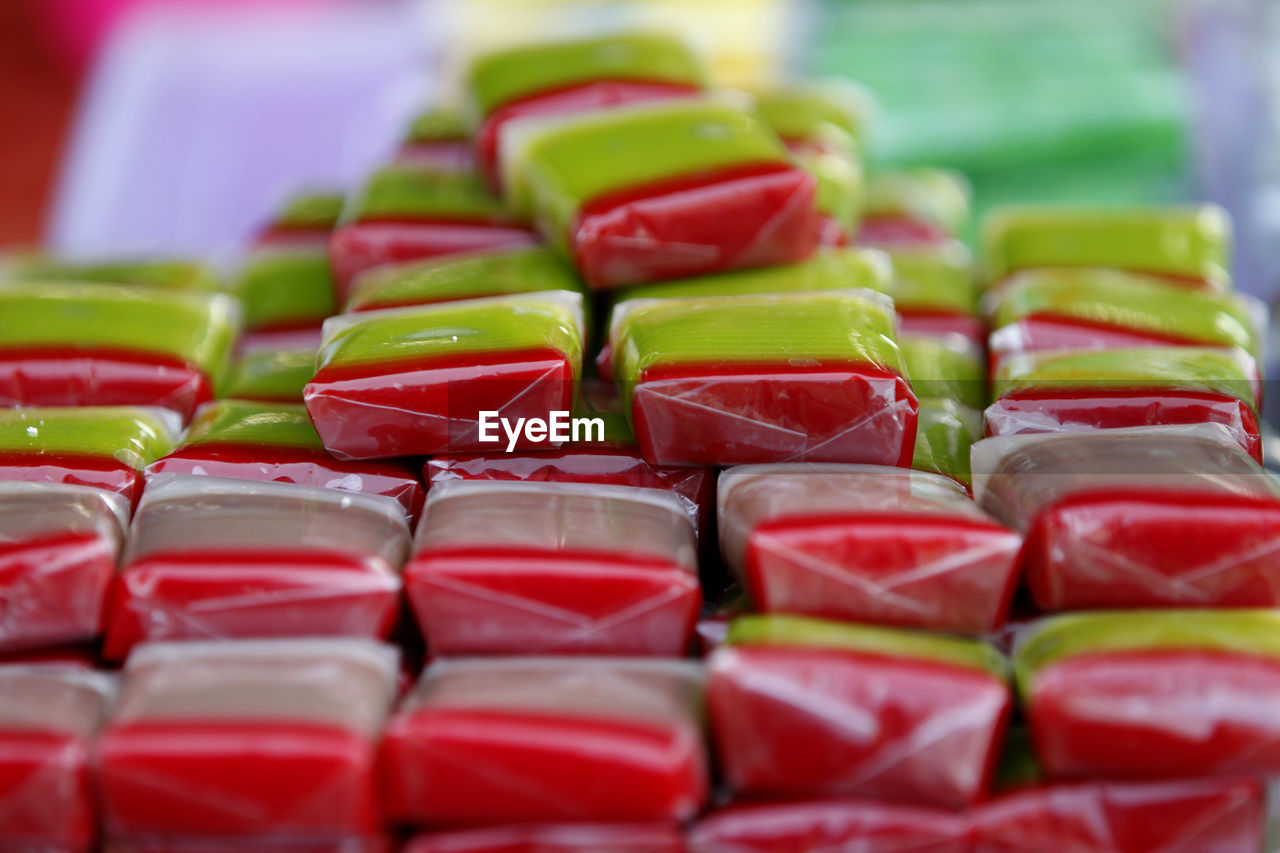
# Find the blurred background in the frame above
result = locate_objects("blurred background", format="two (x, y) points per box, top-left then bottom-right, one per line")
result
(0, 0), (1274, 294)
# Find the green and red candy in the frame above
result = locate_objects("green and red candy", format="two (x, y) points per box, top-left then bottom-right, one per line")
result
(858, 168), (970, 248)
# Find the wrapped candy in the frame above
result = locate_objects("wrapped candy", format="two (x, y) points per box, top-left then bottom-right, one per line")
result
(396, 106), (473, 171)
(974, 776), (1266, 852)
(718, 464), (1020, 633)
(147, 400), (424, 518)
(886, 241), (984, 344)
(982, 205), (1232, 289)
(221, 346), (315, 402)
(465, 32), (708, 186)
(380, 657), (708, 824)
(900, 333), (986, 410)
(0, 282), (238, 420)
(504, 99), (817, 288)
(304, 291), (584, 459)
(0, 406), (178, 506)
(403, 825), (684, 853)
(0, 483), (127, 653)
(0, 664), (113, 853)
(986, 346), (1261, 461)
(96, 638), (398, 840)
(913, 397), (982, 488)
(0, 256), (220, 291)
(984, 268), (1262, 374)
(328, 165), (538, 303)
(858, 168), (970, 247)
(102, 474), (409, 660)
(105, 840), (391, 853)
(345, 245), (582, 313)
(707, 614), (1012, 807)
(973, 424), (1280, 610)
(687, 799), (970, 853)
(1014, 610), (1280, 780)
(404, 480), (699, 655)
(612, 290), (916, 466)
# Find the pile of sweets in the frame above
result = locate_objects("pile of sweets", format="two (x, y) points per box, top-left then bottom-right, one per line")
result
(0, 27), (1278, 853)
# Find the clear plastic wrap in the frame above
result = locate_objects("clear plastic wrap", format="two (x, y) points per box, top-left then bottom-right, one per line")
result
(405, 480), (699, 656)
(465, 33), (706, 188)
(857, 169), (970, 247)
(103, 475), (409, 659)
(105, 839), (392, 853)
(901, 333), (987, 410)
(912, 398), (982, 488)
(328, 166), (539, 303)
(986, 346), (1261, 461)
(0, 256), (220, 292)
(0, 406), (178, 507)
(380, 656), (708, 824)
(0, 282), (239, 420)
(613, 290), (916, 466)
(973, 424), (1280, 610)
(222, 346), (316, 403)
(718, 464), (1020, 633)
(1014, 610), (1280, 781)
(0, 483), (127, 653)
(505, 99), (817, 288)
(97, 638), (398, 840)
(0, 664), (113, 853)
(345, 246), (583, 313)
(402, 825), (684, 853)
(147, 400), (424, 520)
(396, 107), (473, 172)
(707, 614), (1011, 808)
(982, 205), (1233, 289)
(304, 291), (583, 459)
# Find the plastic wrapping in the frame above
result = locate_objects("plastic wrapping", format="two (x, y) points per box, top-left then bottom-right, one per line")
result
(105, 839), (391, 853)
(887, 241), (984, 346)
(465, 32), (708, 187)
(103, 475), (409, 659)
(753, 79), (874, 149)
(397, 106), (473, 172)
(973, 425), (1280, 610)
(613, 290), (916, 466)
(147, 400), (424, 519)
(506, 99), (817, 288)
(718, 464), (1020, 633)
(982, 205), (1232, 289)
(857, 169), (970, 247)
(222, 346), (316, 402)
(1014, 610), (1280, 780)
(405, 480), (699, 655)
(345, 245), (583, 313)
(0, 282), (239, 420)
(901, 333), (987, 409)
(707, 614), (1011, 807)
(235, 197), (338, 332)
(402, 825), (684, 853)
(987, 346), (1261, 461)
(0, 664), (113, 853)
(328, 165), (539, 303)
(0, 406), (178, 506)
(913, 397), (982, 487)
(0, 483), (127, 653)
(380, 656), (708, 824)
(0, 256), (220, 292)
(304, 291), (584, 459)
(96, 638), (398, 839)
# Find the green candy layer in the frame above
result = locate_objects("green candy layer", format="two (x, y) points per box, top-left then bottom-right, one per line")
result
(273, 191), (345, 230)
(235, 249), (335, 330)
(182, 400), (324, 451)
(864, 168), (971, 233)
(0, 406), (177, 468)
(0, 257), (220, 292)
(406, 106), (467, 143)
(912, 397), (982, 487)
(887, 242), (977, 314)
(753, 80), (872, 147)
(901, 335), (986, 409)
(222, 348), (316, 402)
(344, 165), (514, 224)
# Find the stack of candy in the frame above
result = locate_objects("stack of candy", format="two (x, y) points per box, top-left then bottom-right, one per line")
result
(0, 26), (1275, 853)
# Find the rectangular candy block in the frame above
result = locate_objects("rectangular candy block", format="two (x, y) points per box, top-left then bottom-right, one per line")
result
(380, 657), (709, 824)
(0, 664), (112, 853)
(718, 464), (1020, 633)
(974, 777), (1265, 853)
(403, 825), (684, 853)
(103, 475), (409, 659)
(328, 165), (539, 303)
(97, 638), (398, 840)
(405, 480), (699, 655)
(396, 106), (473, 171)
(688, 799), (970, 853)
(913, 397), (982, 488)
(707, 615), (1011, 807)
(0, 282), (239, 420)
(982, 204), (1232, 289)
(505, 99), (817, 288)
(857, 168), (970, 247)
(886, 241), (984, 346)
(0, 406), (178, 507)
(0, 483), (127, 653)
(304, 291), (583, 459)
(465, 32), (708, 186)
(147, 400), (424, 520)
(106, 839), (392, 853)
(987, 346), (1262, 461)
(901, 333), (987, 410)
(0, 255), (221, 291)
(345, 245), (583, 313)
(613, 290), (916, 466)
(973, 424), (1280, 610)
(221, 346), (315, 402)
(1014, 610), (1280, 780)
